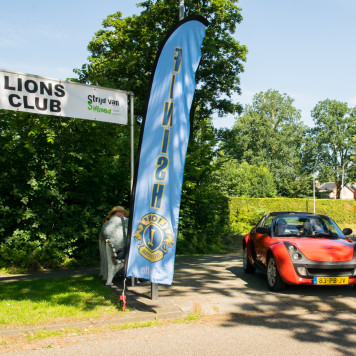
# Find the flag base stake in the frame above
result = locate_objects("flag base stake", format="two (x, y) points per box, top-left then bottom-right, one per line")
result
(151, 283), (159, 300)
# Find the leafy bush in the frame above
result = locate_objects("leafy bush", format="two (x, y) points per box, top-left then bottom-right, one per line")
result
(0, 112), (132, 269)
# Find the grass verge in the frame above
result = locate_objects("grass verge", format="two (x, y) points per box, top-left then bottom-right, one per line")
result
(0, 275), (121, 327)
(0, 313), (202, 347)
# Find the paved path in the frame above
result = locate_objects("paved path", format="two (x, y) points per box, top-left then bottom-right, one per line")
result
(1, 253), (356, 336)
(5, 312), (356, 356)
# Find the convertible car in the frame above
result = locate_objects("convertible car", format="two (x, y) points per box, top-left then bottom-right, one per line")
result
(242, 212), (356, 291)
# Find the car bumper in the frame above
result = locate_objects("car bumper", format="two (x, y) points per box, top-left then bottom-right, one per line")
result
(273, 245), (356, 285)
(290, 261), (356, 285)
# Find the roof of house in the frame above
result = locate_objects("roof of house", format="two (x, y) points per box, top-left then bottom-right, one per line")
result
(318, 182), (355, 192)
(318, 182), (335, 191)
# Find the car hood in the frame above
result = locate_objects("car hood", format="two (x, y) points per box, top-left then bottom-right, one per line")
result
(282, 238), (355, 262)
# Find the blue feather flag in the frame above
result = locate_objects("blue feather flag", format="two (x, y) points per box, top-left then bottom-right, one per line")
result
(126, 16), (209, 285)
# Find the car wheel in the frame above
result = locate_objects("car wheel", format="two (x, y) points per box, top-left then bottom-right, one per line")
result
(243, 244), (255, 273)
(267, 255), (286, 291)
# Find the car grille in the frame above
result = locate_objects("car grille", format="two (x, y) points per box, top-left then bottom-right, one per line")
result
(307, 268), (355, 277)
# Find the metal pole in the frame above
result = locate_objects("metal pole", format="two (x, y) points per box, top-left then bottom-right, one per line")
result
(179, 0), (184, 20)
(341, 164), (344, 200)
(151, 283), (159, 300)
(130, 95), (134, 191)
(130, 94), (135, 287)
(313, 174), (316, 214)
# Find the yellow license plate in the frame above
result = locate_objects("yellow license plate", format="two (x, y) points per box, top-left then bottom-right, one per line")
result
(313, 277), (349, 285)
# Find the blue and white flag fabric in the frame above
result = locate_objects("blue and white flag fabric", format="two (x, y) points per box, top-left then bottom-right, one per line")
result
(125, 16), (209, 285)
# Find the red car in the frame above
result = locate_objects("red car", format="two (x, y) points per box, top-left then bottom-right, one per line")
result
(243, 212), (356, 291)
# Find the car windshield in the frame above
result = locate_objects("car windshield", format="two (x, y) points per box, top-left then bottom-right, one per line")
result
(272, 214), (345, 238)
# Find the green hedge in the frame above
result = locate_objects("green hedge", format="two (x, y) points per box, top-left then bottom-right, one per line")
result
(229, 197), (356, 234)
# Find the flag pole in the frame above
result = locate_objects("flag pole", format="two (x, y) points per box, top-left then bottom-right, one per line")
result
(130, 94), (134, 191)
(152, 0), (183, 300)
(130, 94), (136, 287)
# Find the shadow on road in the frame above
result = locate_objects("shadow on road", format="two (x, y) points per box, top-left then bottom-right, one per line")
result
(220, 311), (356, 355)
(169, 253), (356, 355)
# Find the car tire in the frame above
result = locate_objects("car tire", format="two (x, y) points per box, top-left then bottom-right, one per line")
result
(243, 244), (255, 273)
(267, 255), (286, 291)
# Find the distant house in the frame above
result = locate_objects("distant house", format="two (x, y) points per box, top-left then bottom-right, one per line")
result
(317, 182), (355, 199)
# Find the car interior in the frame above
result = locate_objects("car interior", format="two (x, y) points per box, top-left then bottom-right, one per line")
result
(272, 215), (342, 238)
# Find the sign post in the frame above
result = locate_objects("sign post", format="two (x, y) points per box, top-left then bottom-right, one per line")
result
(0, 68), (134, 182)
(0, 68), (135, 216)
(0, 68), (138, 297)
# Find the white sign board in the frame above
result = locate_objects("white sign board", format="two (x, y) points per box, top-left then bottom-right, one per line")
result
(0, 69), (128, 124)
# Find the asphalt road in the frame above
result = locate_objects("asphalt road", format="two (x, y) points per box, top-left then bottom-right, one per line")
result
(3, 312), (356, 355)
(2, 253), (356, 355)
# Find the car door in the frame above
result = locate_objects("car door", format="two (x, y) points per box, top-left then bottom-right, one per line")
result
(254, 216), (274, 264)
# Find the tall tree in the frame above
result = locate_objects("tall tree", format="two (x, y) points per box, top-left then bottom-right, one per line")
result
(74, 0), (247, 124)
(310, 99), (356, 198)
(1, 1), (248, 267)
(213, 158), (277, 197)
(74, 0), (248, 251)
(352, 136), (356, 182)
(221, 89), (311, 197)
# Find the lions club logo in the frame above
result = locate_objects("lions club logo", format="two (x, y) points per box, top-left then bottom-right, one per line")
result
(133, 213), (174, 262)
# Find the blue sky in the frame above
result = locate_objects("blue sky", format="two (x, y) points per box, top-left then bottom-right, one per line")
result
(1, 0), (355, 128)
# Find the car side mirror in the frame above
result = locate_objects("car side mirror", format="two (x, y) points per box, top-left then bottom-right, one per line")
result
(342, 228), (353, 236)
(256, 227), (269, 235)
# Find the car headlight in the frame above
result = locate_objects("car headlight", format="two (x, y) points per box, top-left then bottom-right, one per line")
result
(292, 252), (302, 260)
(284, 242), (303, 260)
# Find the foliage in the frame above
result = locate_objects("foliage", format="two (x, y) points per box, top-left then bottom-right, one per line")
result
(0, 1), (247, 267)
(178, 119), (229, 254)
(309, 99), (356, 198)
(74, 0), (247, 255)
(352, 135), (356, 181)
(213, 158), (277, 197)
(0, 110), (133, 268)
(74, 0), (247, 122)
(229, 197), (355, 234)
(220, 89), (312, 197)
